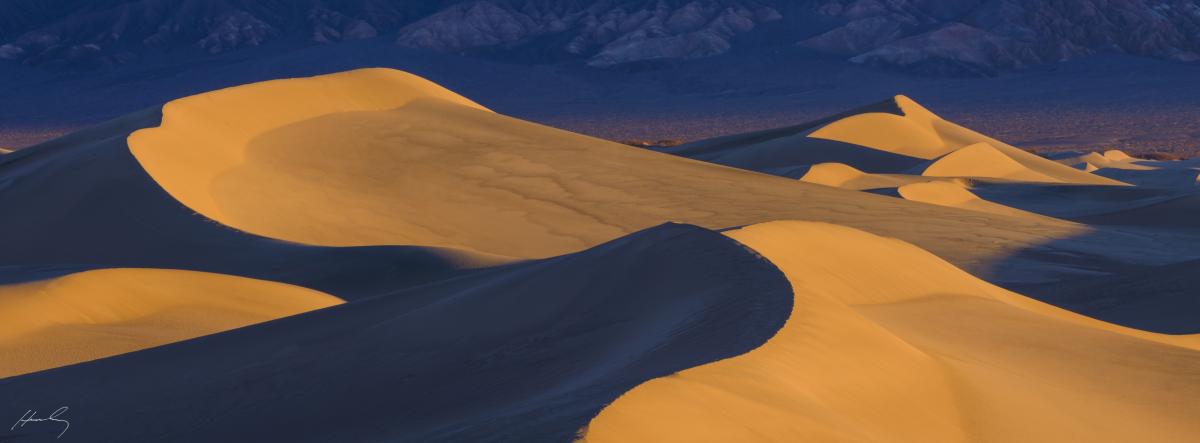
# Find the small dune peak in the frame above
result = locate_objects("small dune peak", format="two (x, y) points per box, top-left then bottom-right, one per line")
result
(1102, 149), (1135, 162)
(892, 94), (942, 122)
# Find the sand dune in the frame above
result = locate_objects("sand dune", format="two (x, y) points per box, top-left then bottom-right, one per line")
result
(584, 221), (1200, 442)
(116, 69), (1158, 284)
(0, 108), (513, 300)
(799, 162), (940, 190)
(921, 142), (1062, 183)
(807, 96), (1124, 185)
(0, 224), (793, 442)
(666, 94), (1125, 190)
(1054, 150), (1157, 171)
(808, 95), (958, 159)
(0, 268), (341, 378)
(896, 181), (1044, 218)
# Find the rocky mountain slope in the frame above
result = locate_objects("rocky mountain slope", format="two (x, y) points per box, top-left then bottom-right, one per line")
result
(1, 0), (1198, 74)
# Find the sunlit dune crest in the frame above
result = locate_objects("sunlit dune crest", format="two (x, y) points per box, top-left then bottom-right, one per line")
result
(799, 162), (940, 190)
(809, 95), (1126, 186)
(896, 181), (1044, 219)
(583, 221), (1200, 442)
(0, 268), (341, 378)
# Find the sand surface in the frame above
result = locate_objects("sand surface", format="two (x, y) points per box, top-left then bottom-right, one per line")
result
(2, 68), (1199, 442)
(896, 181), (1045, 219)
(583, 221), (1200, 442)
(0, 268), (341, 378)
(799, 162), (940, 190)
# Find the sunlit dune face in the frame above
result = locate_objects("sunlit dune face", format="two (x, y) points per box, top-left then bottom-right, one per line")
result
(582, 221), (1200, 443)
(0, 268), (342, 378)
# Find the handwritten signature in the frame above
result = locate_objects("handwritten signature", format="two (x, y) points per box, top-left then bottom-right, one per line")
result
(10, 407), (70, 439)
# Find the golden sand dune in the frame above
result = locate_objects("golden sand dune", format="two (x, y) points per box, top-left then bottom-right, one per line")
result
(809, 96), (1124, 186)
(127, 69), (1104, 280)
(921, 142), (1061, 183)
(0, 268), (341, 378)
(799, 162), (940, 190)
(1055, 150), (1157, 171)
(897, 181), (1044, 219)
(583, 221), (1200, 442)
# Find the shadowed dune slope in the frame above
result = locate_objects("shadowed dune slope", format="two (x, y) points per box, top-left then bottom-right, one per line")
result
(1093, 167), (1200, 188)
(0, 268), (341, 378)
(1020, 258), (1200, 334)
(117, 68), (1190, 284)
(0, 109), (506, 298)
(0, 223), (792, 443)
(1074, 194), (1200, 228)
(583, 221), (1200, 443)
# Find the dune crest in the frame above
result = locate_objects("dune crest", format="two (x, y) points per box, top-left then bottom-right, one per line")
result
(583, 221), (1200, 442)
(807, 96), (1125, 185)
(800, 162), (938, 190)
(897, 181), (1043, 218)
(128, 68), (490, 233)
(1056, 150), (1157, 171)
(922, 142), (1061, 183)
(0, 268), (341, 378)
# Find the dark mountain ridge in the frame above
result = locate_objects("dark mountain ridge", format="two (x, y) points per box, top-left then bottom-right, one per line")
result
(2, 0), (1198, 74)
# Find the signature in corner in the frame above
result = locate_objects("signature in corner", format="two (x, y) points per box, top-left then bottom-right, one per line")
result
(10, 407), (70, 439)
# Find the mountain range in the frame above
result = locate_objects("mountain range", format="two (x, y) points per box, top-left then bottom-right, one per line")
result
(3, 0), (1199, 75)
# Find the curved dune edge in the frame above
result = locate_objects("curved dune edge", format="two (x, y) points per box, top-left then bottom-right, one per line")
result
(581, 221), (1200, 442)
(897, 181), (1044, 219)
(809, 96), (1126, 186)
(128, 68), (492, 247)
(922, 142), (1061, 183)
(0, 268), (342, 378)
(800, 162), (941, 190)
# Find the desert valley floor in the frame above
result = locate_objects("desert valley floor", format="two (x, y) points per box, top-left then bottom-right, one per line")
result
(1, 68), (1199, 442)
